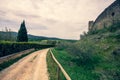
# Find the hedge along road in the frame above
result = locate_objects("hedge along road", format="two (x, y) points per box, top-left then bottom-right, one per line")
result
(0, 49), (49, 80)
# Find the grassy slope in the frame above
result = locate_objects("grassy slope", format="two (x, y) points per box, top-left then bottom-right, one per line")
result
(51, 28), (120, 80)
(47, 23), (120, 80)
(46, 50), (66, 80)
(79, 33), (120, 80)
(47, 50), (58, 80)
(52, 49), (100, 80)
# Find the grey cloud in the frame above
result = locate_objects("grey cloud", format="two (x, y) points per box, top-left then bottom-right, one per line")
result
(15, 13), (40, 19)
(30, 1), (40, 9)
(31, 26), (47, 30)
(28, 24), (48, 30)
(55, 0), (64, 5)
(0, 9), (40, 19)
(45, 18), (58, 24)
(0, 0), (115, 39)
(30, 0), (44, 9)
(0, 10), (6, 16)
(0, 19), (19, 32)
(0, 18), (16, 23)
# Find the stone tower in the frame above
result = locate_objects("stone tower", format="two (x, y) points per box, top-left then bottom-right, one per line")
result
(88, 21), (94, 31)
(89, 0), (120, 31)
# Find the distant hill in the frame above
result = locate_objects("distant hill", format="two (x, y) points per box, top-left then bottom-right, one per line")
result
(28, 34), (62, 41)
(0, 31), (64, 41)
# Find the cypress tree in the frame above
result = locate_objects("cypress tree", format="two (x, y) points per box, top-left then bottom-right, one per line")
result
(17, 20), (28, 42)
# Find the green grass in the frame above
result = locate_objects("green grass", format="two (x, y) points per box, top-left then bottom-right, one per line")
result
(0, 50), (36, 71)
(47, 50), (58, 80)
(46, 50), (66, 80)
(53, 38), (120, 80)
(51, 23), (120, 80)
(53, 30), (120, 80)
(52, 49), (100, 80)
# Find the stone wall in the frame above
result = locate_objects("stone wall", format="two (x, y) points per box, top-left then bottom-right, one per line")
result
(89, 0), (120, 31)
(88, 21), (94, 31)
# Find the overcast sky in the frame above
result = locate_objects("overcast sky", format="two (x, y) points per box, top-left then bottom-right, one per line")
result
(0, 0), (115, 39)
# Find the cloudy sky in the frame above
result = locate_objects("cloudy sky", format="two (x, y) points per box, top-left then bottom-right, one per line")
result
(0, 0), (115, 39)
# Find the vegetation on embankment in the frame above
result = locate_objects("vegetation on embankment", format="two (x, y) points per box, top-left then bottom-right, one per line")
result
(46, 50), (66, 80)
(0, 50), (35, 71)
(53, 23), (120, 80)
(52, 49), (100, 80)
(0, 41), (55, 57)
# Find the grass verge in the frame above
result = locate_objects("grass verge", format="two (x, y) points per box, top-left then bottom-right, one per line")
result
(47, 50), (66, 80)
(52, 49), (100, 80)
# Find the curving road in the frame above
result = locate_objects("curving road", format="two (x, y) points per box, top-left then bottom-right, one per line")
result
(0, 49), (49, 80)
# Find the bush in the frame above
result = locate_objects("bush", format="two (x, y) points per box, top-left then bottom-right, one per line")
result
(56, 41), (71, 50)
(0, 42), (55, 57)
(69, 40), (102, 69)
(109, 22), (120, 32)
(56, 39), (102, 69)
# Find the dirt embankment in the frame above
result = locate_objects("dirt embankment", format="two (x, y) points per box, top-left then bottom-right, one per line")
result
(0, 48), (35, 64)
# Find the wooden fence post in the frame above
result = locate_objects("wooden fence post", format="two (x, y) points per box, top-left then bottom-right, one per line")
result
(50, 49), (71, 80)
(57, 67), (60, 80)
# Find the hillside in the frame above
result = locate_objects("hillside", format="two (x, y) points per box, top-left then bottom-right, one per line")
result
(0, 31), (62, 41)
(53, 22), (120, 80)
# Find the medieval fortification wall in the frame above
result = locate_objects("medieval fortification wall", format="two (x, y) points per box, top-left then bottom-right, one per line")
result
(89, 0), (120, 31)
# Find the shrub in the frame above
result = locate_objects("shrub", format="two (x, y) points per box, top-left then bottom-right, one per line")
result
(108, 22), (120, 32)
(56, 39), (102, 69)
(56, 41), (71, 50)
(68, 40), (102, 69)
(0, 42), (55, 57)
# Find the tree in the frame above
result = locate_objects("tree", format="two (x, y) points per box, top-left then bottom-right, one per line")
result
(5, 27), (12, 41)
(8, 29), (13, 41)
(17, 20), (28, 42)
(0, 32), (1, 40)
(116, 0), (120, 3)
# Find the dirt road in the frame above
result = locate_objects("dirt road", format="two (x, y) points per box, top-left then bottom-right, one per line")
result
(0, 49), (49, 80)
